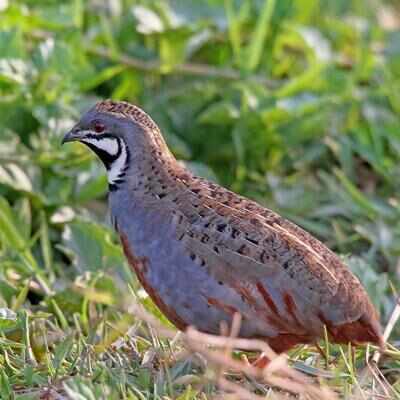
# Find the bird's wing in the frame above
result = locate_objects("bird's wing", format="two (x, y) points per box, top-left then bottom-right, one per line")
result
(169, 174), (382, 344)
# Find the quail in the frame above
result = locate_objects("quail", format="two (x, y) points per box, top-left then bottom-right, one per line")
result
(63, 100), (383, 353)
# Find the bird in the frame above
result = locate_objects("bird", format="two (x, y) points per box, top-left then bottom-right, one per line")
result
(62, 100), (383, 354)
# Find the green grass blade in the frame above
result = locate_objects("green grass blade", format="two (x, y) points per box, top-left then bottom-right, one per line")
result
(245, 0), (275, 72)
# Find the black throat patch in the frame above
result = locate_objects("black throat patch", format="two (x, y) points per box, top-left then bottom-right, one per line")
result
(82, 134), (121, 169)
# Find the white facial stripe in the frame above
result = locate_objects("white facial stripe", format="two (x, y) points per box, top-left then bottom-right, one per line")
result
(77, 130), (128, 187)
(81, 136), (120, 157)
(108, 141), (128, 184)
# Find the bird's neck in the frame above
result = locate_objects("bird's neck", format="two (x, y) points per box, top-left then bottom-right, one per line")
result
(113, 132), (188, 198)
(107, 128), (179, 192)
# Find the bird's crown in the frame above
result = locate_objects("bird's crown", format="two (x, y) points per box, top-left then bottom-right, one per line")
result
(95, 100), (160, 133)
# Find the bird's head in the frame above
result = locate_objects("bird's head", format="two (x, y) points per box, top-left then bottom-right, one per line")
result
(62, 100), (158, 165)
(62, 100), (171, 190)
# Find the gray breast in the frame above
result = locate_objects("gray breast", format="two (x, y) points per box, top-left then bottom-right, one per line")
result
(109, 189), (278, 337)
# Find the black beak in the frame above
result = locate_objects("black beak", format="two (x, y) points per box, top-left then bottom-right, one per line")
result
(62, 127), (81, 145)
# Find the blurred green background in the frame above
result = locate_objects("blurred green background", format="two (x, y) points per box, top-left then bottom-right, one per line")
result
(0, 0), (400, 398)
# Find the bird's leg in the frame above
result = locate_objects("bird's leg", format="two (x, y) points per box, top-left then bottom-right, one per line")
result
(241, 352), (270, 369)
(315, 342), (328, 365)
(252, 352), (270, 369)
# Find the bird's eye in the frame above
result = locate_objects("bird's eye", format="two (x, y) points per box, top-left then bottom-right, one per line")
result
(94, 122), (105, 133)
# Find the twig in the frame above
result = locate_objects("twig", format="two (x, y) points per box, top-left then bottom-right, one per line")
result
(356, 294), (400, 398)
(86, 45), (279, 88)
(372, 295), (400, 364)
(28, 29), (279, 88)
(185, 327), (278, 362)
(217, 313), (241, 381)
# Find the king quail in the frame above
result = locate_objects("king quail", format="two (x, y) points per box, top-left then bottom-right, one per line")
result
(63, 100), (383, 353)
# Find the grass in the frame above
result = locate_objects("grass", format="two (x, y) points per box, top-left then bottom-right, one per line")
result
(0, 0), (400, 398)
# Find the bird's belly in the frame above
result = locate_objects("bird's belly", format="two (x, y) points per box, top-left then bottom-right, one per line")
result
(115, 208), (279, 337)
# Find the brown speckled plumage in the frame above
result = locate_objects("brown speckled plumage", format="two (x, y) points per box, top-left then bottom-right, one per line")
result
(95, 100), (161, 133)
(64, 100), (384, 353)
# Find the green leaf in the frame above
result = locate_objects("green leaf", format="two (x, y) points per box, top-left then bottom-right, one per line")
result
(245, 0), (275, 72)
(0, 197), (32, 259)
(79, 65), (126, 92)
(0, 280), (18, 305)
(334, 169), (379, 219)
(197, 101), (239, 125)
(0, 197), (51, 294)
(0, 308), (17, 330)
(159, 30), (191, 72)
(0, 163), (33, 193)
(132, 5), (164, 34)
(344, 256), (392, 317)
(50, 289), (84, 316)
(63, 219), (123, 272)
(0, 29), (24, 58)
(0, 58), (29, 84)
(0, 369), (13, 400)
(74, 167), (108, 203)
(224, 0), (251, 65)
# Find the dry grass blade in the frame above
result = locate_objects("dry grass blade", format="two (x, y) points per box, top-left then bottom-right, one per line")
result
(372, 295), (400, 364)
(86, 45), (279, 88)
(215, 377), (277, 400)
(124, 298), (338, 399)
(354, 295), (400, 399)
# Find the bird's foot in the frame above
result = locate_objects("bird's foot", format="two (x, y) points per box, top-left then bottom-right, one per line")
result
(241, 352), (270, 369)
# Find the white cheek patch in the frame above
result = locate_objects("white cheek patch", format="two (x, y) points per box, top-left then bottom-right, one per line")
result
(81, 136), (119, 157)
(78, 130), (128, 187)
(108, 142), (128, 184)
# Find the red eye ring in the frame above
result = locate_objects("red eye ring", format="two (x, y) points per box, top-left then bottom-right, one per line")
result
(94, 122), (105, 133)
